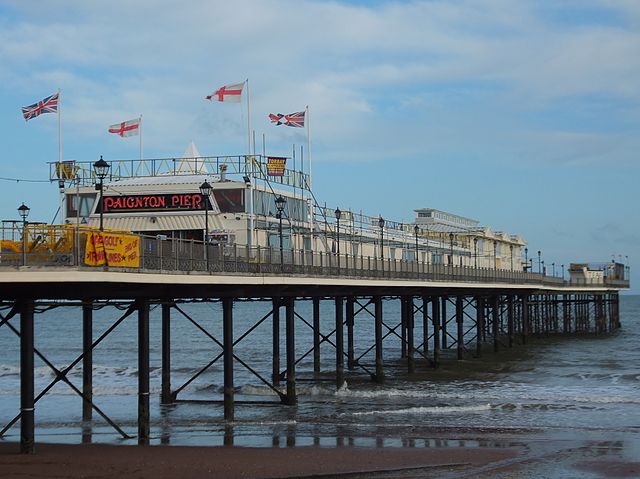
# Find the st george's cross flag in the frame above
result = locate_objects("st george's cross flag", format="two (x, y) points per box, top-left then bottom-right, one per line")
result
(21, 93), (59, 121)
(206, 82), (244, 102)
(108, 118), (141, 137)
(269, 111), (305, 128)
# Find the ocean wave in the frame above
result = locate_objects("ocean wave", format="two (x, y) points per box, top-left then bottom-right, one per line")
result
(345, 403), (492, 417)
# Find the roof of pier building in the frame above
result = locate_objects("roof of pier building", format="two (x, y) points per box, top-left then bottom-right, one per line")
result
(414, 208), (526, 246)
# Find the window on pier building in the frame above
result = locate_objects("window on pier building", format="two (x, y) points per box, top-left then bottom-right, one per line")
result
(213, 189), (244, 213)
(253, 190), (307, 222)
(66, 193), (96, 219)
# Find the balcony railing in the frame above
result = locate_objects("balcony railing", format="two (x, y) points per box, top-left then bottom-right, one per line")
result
(0, 227), (629, 289)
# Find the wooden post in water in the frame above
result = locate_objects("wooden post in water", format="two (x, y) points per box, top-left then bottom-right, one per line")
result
(82, 301), (93, 421)
(441, 296), (447, 349)
(422, 294), (429, 357)
(285, 297), (297, 405)
(223, 297), (234, 420)
(456, 296), (464, 360)
(335, 296), (345, 389)
(272, 298), (280, 385)
(492, 295), (499, 353)
(161, 302), (172, 404)
(432, 297), (440, 367)
(346, 296), (355, 370)
(20, 299), (35, 454)
(374, 296), (384, 383)
(521, 294), (529, 344)
(312, 297), (321, 375)
(507, 295), (514, 348)
(137, 299), (150, 445)
(407, 296), (415, 373)
(400, 297), (407, 358)
(476, 297), (484, 357)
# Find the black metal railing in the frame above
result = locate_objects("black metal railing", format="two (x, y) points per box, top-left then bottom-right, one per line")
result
(0, 228), (629, 289)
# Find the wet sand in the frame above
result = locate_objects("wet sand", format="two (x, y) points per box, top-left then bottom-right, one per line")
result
(0, 442), (518, 478)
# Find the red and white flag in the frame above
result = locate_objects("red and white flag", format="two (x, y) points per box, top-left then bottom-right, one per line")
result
(108, 118), (140, 137)
(206, 82), (244, 103)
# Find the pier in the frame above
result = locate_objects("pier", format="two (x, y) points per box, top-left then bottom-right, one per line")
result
(0, 231), (627, 452)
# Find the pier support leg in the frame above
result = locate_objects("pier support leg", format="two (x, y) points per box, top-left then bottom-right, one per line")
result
(507, 295), (514, 348)
(137, 299), (150, 445)
(456, 296), (464, 360)
(313, 297), (320, 375)
(400, 297), (407, 358)
(407, 296), (415, 373)
(335, 296), (345, 389)
(521, 294), (529, 345)
(20, 299), (35, 454)
(82, 301), (93, 421)
(476, 297), (483, 358)
(272, 298), (280, 385)
(374, 296), (384, 383)
(432, 297), (440, 367)
(223, 297), (234, 421)
(422, 295), (429, 357)
(285, 297), (296, 405)
(441, 296), (447, 350)
(492, 296), (499, 353)
(161, 302), (172, 404)
(346, 297), (355, 370)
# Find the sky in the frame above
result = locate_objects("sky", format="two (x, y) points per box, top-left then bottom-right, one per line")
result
(0, 0), (638, 291)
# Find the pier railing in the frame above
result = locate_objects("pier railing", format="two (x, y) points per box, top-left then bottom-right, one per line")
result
(0, 226), (629, 289)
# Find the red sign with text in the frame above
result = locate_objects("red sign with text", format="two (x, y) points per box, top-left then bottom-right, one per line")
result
(98, 193), (212, 213)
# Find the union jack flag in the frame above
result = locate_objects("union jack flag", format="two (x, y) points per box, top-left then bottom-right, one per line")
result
(21, 93), (59, 121)
(268, 111), (305, 128)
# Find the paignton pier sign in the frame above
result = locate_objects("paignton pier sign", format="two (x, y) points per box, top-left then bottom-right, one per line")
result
(99, 193), (212, 213)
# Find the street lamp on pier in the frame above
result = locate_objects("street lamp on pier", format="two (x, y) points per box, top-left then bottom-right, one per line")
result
(18, 203), (30, 266)
(561, 264), (565, 280)
(414, 224), (419, 264)
(473, 237), (478, 268)
(378, 216), (385, 269)
(552, 262), (556, 276)
(276, 195), (287, 270)
(541, 260), (545, 276)
(537, 250), (542, 274)
(493, 240), (497, 269)
(510, 244), (514, 271)
(199, 180), (212, 271)
(449, 232), (454, 266)
(93, 156), (110, 231)
(335, 207), (342, 269)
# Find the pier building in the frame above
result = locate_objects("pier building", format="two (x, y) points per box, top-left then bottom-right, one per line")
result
(0, 151), (630, 452)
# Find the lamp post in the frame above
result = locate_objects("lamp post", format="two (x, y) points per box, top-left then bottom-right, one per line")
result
(524, 247), (528, 271)
(510, 244), (514, 271)
(335, 207), (341, 269)
(552, 262), (556, 276)
(473, 237), (478, 268)
(414, 224), (419, 264)
(378, 216), (385, 274)
(199, 180), (212, 271)
(561, 264), (565, 280)
(449, 232), (454, 266)
(493, 240), (497, 269)
(541, 260), (545, 276)
(93, 156), (110, 231)
(537, 250), (541, 274)
(276, 195), (287, 270)
(18, 203), (30, 266)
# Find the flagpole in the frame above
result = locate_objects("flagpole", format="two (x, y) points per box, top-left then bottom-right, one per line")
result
(246, 78), (254, 248)
(139, 114), (143, 160)
(306, 105), (314, 252)
(57, 89), (62, 165)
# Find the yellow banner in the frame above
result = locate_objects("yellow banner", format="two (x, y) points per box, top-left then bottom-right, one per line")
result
(84, 232), (140, 267)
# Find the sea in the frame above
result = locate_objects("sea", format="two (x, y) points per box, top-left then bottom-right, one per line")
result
(1, 295), (639, 476)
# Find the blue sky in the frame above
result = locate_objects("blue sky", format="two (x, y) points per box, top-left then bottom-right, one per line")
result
(0, 0), (638, 290)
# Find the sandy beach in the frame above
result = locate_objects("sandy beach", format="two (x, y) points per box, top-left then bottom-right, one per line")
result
(0, 442), (520, 478)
